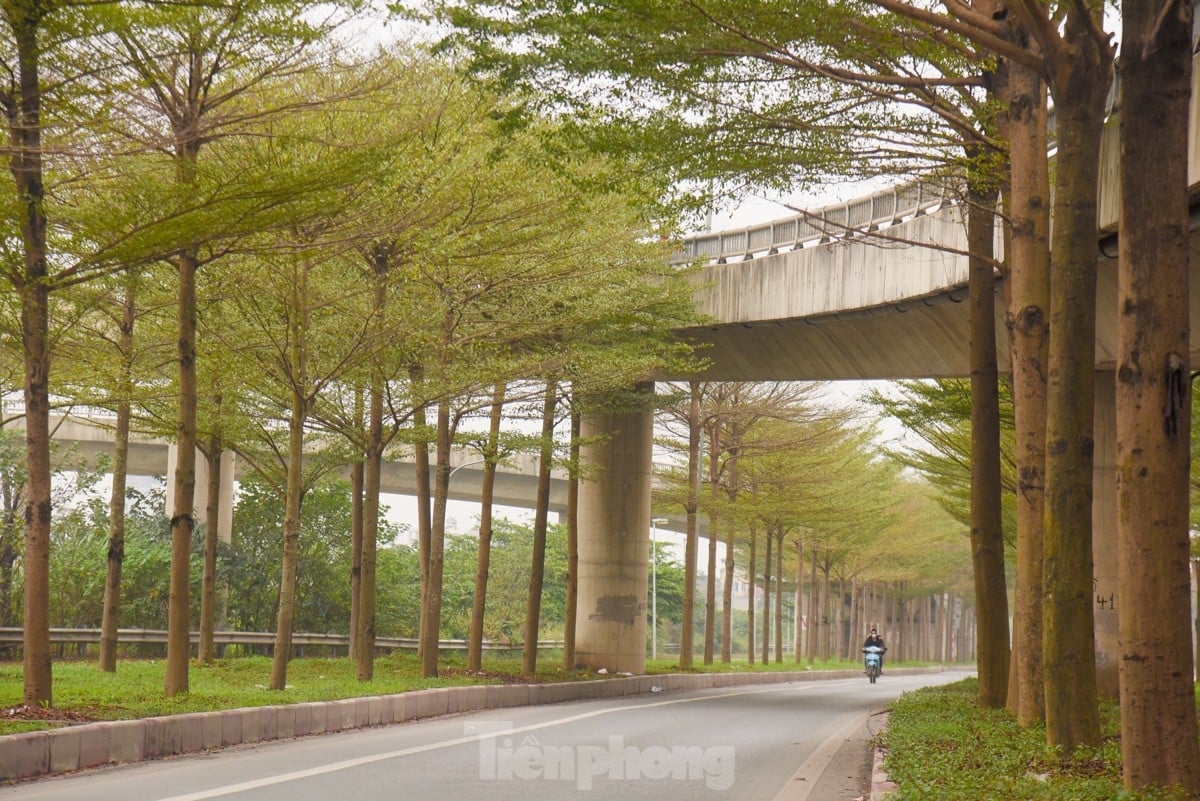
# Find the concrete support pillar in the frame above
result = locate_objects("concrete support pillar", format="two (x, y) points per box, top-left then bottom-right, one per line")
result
(1093, 370), (1119, 697)
(165, 445), (235, 544)
(574, 385), (654, 674)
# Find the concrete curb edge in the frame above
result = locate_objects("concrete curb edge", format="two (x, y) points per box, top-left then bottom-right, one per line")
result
(0, 666), (945, 784)
(868, 711), (898, 801)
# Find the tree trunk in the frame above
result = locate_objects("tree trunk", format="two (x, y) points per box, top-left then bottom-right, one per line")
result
(471, 385), (505, 672)
(6, 0), (51, 707)
(774, 530), (784, 663)
(761, 526), (771, 665)
(562, 407), (580, 670)
(100, 283), (135, 672)
(894, 591), (902, 663)
(875, 582), (883, 638)
(269, 390), (306, 690)
(1041, 19), (1111, 751)
(0, 452), (17, 628)
(356, 262), (388, 677)
(918, 597), (927, 661)
(1115, 5), (1200, 791)
(420, 401), (453, 677)
(847, 578), (859, 662)
(820, 563), (831, 662)
(806, 548), (818, 665)
(927, 595), (936, 661)
(198, 438), (222, 663)
(1001, 26), (1052, 729)
(840, 577), (849, 661)
(355, 375), (383, 681)
(20, 281), (51, 706)
(166, 248), (199, 698)
(939, 593), (949, 662)
(680, 383), (701, 668)
(270, 264), (312, 691)
(722, 527), (735, 663)
(747, 523), (757, 665)
(721, 449), (739, 663)
(703, 522), (717, 664)
(411, 368), (432, 662)
(793, 538), (803, 662)
(522, 382), (557, 676)
(348, 458), (363, 662)
(966, 181), (1010, 707)
(704, 425), (719, 664)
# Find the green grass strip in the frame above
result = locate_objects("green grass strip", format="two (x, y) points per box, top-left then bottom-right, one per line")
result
(0, 653), (867, 735)
(881, 678), (1190, 800)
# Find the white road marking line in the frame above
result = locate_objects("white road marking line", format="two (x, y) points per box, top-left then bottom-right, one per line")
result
(153, 682), (844, 801)
(770, 712), (868, 801)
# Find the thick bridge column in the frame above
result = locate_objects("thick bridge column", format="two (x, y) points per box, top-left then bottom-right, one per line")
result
(165, 445), (235, 544)
(574, 386), (653, 673)
(1093, 370), (1119, 696)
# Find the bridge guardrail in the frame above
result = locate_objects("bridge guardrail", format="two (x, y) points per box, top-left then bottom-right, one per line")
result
(0, 627), (561, 653)
(671, 57), (1133, 270)
(674, 178), (958, 265)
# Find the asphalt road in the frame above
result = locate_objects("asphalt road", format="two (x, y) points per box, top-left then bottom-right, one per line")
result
(0, 671), (967, 801)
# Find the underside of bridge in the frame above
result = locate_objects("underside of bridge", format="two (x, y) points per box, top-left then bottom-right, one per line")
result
(674, 227), (1200, 383)
(677, 282), (981, 381)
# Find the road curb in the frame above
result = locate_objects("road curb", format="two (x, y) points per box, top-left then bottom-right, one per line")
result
(0, 666), (945, 784)
(868, 711), (898, 801)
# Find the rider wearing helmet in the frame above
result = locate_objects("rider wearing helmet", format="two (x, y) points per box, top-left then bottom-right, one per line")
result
(863, 626), (886, 674)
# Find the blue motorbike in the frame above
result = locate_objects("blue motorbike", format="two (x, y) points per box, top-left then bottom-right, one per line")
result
(863, 645), (885, 683)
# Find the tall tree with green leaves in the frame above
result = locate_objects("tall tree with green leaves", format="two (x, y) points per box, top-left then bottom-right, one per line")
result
(0, 0), (56, 704)
(397, 123), (697, 677)
(108, 0), (364, 697)
(211, 232), (378, 689)
(657, 381), (722, 665)
(298, 55), (525, 682)
(0, 3), (185, 704)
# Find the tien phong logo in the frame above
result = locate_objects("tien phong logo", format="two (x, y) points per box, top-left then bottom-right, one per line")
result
(473, 722), (735, 791)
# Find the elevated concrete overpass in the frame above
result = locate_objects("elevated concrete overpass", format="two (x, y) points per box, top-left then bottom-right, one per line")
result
(674, 113), (1199, 381)
(25, 412), (565, 513)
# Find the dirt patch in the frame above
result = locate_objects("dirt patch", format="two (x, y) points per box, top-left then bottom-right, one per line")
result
(441, 668), (536, 684)
(1, 704), (102, 725)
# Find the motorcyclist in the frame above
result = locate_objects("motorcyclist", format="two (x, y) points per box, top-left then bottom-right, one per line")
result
(863, 626), (886, 674)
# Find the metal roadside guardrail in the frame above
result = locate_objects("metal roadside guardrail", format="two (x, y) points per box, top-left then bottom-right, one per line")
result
(672, 179), (958, 265)
(0, 627), (561, 653)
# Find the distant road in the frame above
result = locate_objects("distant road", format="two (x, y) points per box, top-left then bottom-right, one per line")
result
(0, 671), (967, 801)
